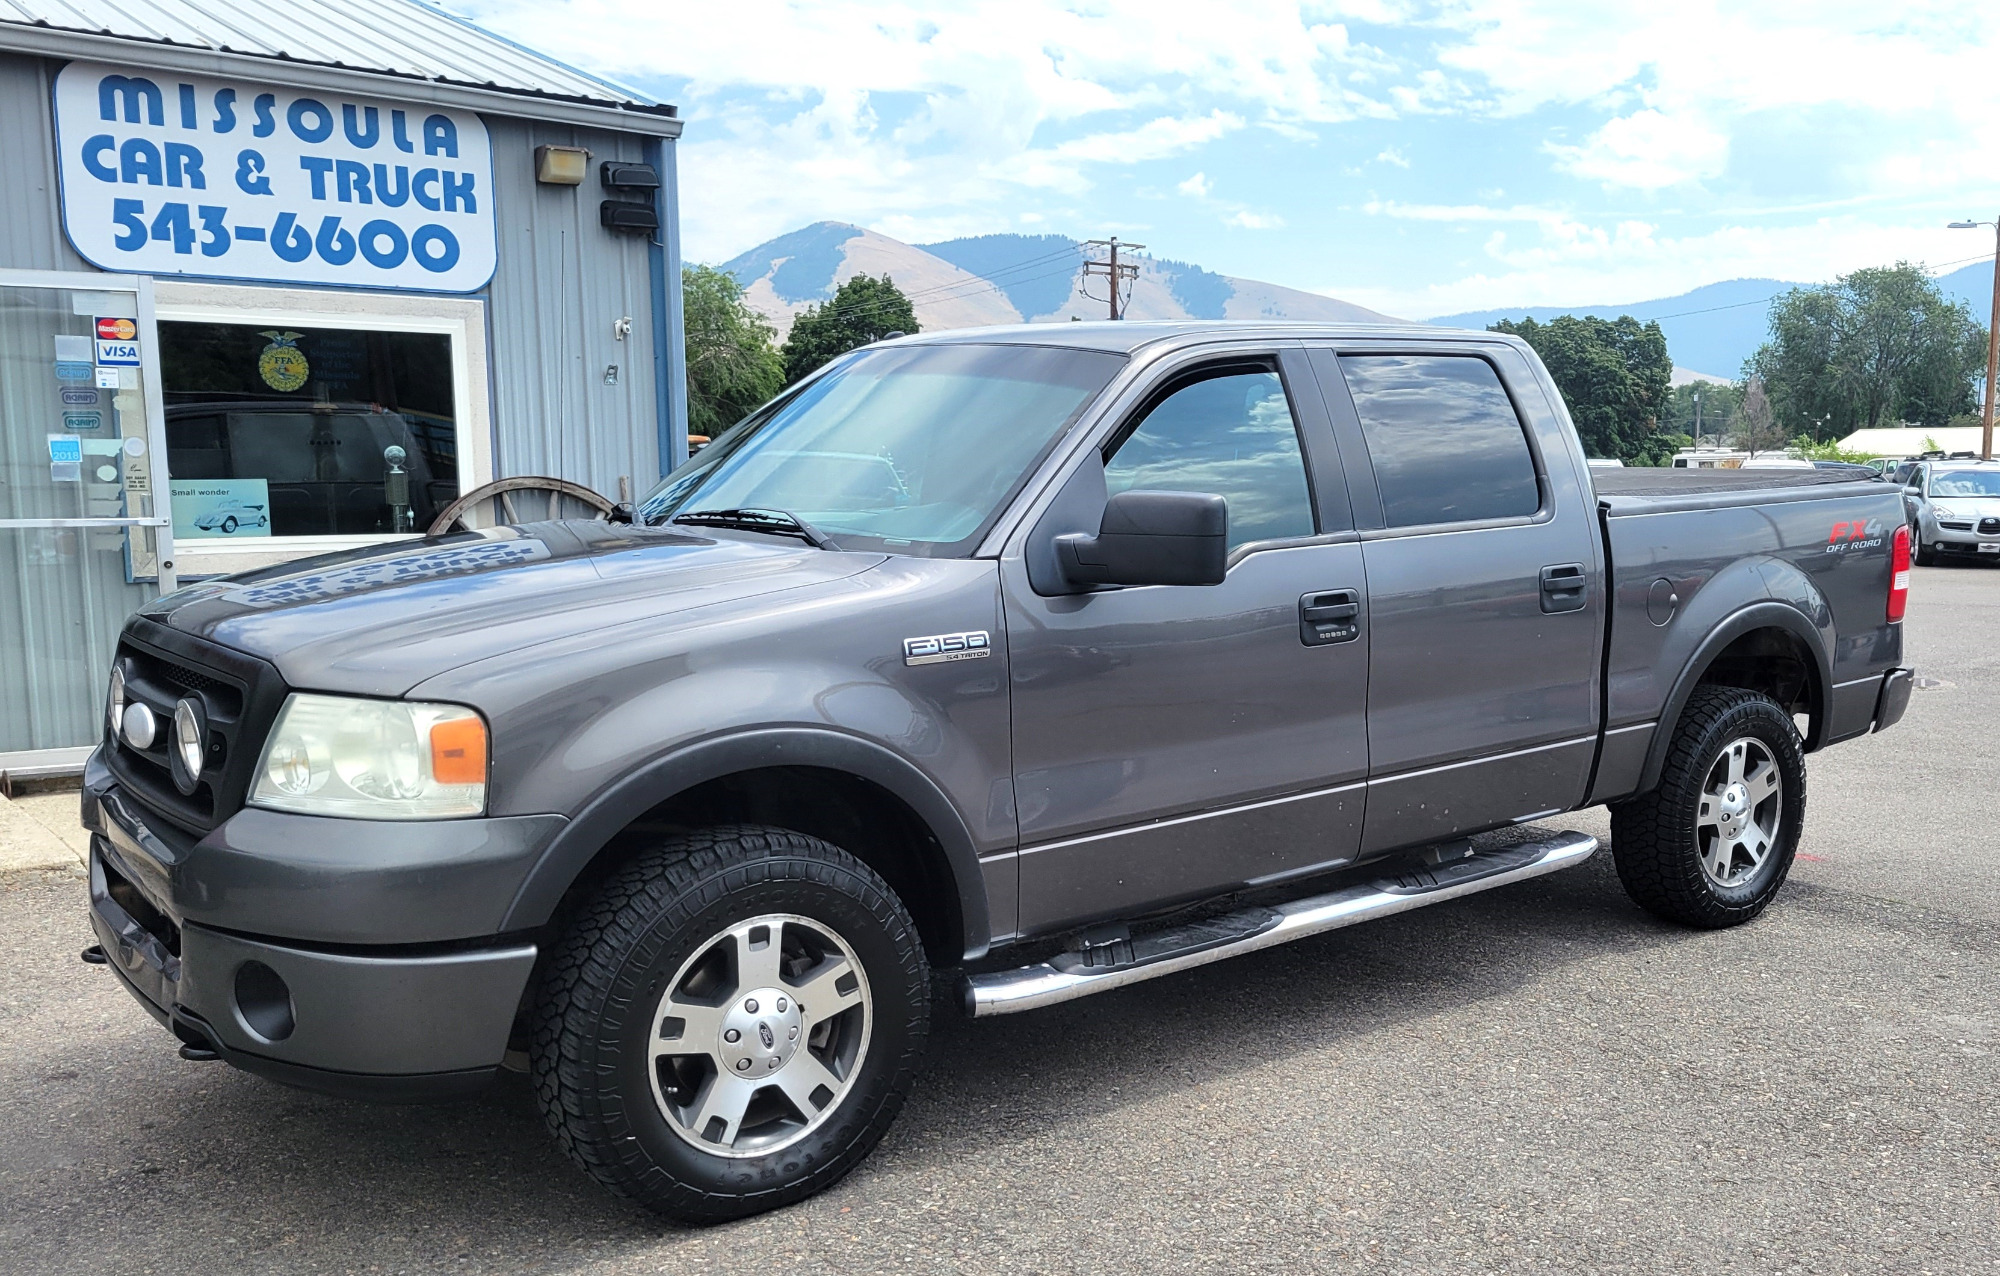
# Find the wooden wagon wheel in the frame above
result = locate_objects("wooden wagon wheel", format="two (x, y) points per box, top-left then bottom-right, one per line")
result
(426, 476), (618, 535)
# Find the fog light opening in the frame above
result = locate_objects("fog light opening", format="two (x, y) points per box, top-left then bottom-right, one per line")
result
(234, 961), (296, 1043)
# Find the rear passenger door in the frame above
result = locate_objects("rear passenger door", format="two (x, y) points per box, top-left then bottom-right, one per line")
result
(1306, 345), (1602, 856)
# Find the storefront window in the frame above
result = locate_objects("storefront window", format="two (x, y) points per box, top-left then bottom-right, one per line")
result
(160, 321), (458, 539)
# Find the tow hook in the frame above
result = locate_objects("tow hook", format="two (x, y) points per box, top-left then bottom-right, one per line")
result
(80, 944), (107, 965)
(177, 1044), (220, 1062)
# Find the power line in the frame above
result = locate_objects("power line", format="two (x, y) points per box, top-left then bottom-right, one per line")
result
(1644, 253), (1996, 322)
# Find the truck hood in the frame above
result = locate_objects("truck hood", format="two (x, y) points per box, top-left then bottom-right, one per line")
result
(142, 522), (885, 697)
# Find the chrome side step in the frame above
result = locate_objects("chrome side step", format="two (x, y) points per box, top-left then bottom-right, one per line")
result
(963, 830), (1598, 1017)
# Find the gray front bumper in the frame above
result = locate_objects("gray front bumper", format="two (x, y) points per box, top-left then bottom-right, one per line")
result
(84, 755), (543, 1100)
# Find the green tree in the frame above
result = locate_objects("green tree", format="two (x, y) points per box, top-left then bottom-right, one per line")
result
(681, 264), (785, 439)
(780, 274), (919, 385)
(1662, 381), (1741, 443)
(1730, 376), (1788, 456)
(1489, 314), (1672, 461)
(1749, 262), (1987, 435)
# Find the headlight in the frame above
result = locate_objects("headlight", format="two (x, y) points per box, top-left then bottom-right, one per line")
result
(107, 664), (126, 739)
(1931, 504), (1960, 519)
(250, 694), (487, 819)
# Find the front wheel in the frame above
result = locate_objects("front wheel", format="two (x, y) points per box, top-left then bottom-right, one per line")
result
(1912, 523), (1935, 566)
(1609, 686), (1806, 928)
(221, 516), (237, 534)
(532, 825), (930, 1223)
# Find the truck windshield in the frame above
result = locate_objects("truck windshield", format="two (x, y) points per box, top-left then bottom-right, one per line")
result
(638, 343), (1124, 555)
(1929, 471), (2000, 497)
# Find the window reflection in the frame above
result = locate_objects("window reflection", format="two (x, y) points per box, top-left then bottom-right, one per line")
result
(161, 321), (458, 538)
(1341, 355), (1540, 528)
(1105, 369), (1315, 552)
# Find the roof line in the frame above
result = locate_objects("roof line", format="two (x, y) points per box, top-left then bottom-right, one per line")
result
(424, 1), (662, 112)
(0, 18), (683, 136)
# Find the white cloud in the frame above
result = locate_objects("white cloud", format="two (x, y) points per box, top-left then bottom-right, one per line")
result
(1547, 108), (1728, 189)
(459, 0), (1398, 259)
(1178, 171), (1214, 198)
(1226, 210), (1287, 230)
(1374, 146), (1410, 168)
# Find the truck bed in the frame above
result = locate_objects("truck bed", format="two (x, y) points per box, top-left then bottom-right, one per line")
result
(1593, 467), (1883, 514)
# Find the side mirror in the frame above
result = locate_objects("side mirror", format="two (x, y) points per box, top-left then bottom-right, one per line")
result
(1055, 489), (1228, 588)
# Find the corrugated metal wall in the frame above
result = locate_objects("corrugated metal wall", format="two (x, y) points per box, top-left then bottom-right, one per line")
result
(0, 50), (679, 750)
(0, 53), (90, 272)
(483, 115), (663, 498)
(0, 51), (673, 500)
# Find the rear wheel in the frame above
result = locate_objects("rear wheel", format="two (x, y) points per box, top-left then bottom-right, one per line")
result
(1610, 686), (1806, 928)
(532, 825), (930, 1223)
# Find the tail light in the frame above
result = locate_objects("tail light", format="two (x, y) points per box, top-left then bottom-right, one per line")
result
(1887, 524), (1910, 622)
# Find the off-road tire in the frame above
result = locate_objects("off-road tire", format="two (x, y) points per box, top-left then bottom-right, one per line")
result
(531, 825), (930, 1223)
(1609, 686), (1806, 929)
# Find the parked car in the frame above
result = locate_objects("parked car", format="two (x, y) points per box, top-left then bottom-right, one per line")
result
(189, 502), (268, 534)
(84, 323), (1913, 1224)
(1899, 459), (2000, 564)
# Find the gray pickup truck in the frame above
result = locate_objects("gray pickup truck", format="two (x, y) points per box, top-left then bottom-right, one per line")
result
(83, 322), (1913, 1222)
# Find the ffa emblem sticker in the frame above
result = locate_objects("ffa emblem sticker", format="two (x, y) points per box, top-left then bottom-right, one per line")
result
(257, 331), (310, 392)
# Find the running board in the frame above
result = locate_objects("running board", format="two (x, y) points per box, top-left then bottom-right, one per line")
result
(962, 830), (1598, 1017)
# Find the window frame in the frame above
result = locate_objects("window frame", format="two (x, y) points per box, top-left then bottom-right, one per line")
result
(152, 280), (491, 574)
(1315, 345), (1554, 538)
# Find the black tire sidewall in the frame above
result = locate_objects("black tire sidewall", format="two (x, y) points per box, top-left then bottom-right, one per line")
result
(581, 851), (927, 1212)
(1667, 694), (1806, 913)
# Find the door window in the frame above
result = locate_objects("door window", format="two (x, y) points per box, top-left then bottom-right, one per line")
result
(1103, 367), (1315, 552)
(1341, 355), (1540, 528)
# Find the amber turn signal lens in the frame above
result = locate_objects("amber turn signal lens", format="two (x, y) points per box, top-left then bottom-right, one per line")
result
(429, 714), (488, 786)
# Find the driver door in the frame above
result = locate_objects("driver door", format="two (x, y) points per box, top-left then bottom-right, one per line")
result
(1002, 351), (1369, 936)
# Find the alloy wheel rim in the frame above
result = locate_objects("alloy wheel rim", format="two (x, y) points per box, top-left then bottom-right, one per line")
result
(646, 913), (872, 1159)
(1695, 736), (1783, 888)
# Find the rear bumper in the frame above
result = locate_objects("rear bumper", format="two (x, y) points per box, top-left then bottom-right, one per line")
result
(85, 759), (540, 1102)
(1873, 667), (1913, 734)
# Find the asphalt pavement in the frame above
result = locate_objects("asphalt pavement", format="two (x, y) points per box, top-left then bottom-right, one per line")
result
(2, 563), (1995, 1274)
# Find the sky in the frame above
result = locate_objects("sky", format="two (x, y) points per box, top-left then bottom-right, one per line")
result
(462, 0), (2000, 320)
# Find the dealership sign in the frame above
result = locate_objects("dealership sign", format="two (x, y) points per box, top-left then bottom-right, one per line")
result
(53, 61), (495, 292)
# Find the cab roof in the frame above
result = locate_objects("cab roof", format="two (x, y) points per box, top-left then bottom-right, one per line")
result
(888, 320), (1515, 358)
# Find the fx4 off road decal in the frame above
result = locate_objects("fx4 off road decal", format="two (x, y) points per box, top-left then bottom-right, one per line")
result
(1826, 518), (1886, 553)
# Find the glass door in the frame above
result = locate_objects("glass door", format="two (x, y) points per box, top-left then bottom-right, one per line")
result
(0, 270), (174, 759)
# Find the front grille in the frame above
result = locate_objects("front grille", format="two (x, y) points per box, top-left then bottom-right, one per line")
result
(104, 618), (287, 836)
(1940, 520), (1974, 531)
(1981, 517), (2000, 535)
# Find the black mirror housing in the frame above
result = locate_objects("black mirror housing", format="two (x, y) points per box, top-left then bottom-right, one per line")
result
(1056, 489), (1228, 588)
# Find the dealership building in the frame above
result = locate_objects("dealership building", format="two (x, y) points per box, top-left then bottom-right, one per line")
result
(0, 0), (687, 771)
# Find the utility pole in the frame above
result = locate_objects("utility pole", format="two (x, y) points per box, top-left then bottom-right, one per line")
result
(1948, 216), (1999, 460)
(1082, 237), (1144, 320)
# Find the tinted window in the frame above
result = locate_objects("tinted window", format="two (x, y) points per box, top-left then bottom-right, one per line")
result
(1341, 355), (1540, 527)
(1104, 368), (1315, 552)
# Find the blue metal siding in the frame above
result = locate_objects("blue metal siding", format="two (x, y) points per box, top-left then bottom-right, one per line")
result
(482, 114), (671, 497)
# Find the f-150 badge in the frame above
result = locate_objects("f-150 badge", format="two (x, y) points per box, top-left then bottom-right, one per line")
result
(903, 630), (991, 666)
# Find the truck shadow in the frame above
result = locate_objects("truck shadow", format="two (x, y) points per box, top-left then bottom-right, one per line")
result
(17, 845), (1800, 1266)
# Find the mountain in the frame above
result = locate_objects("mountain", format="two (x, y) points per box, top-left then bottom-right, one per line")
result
(716, 223), (1395, 337)
(1429, 261), (1995, 382)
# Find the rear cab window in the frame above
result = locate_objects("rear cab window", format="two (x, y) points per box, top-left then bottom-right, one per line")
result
(1339, 354), (1541, 528)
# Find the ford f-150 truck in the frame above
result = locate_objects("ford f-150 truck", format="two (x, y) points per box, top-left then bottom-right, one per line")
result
(81, 322), (1914, 1223)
